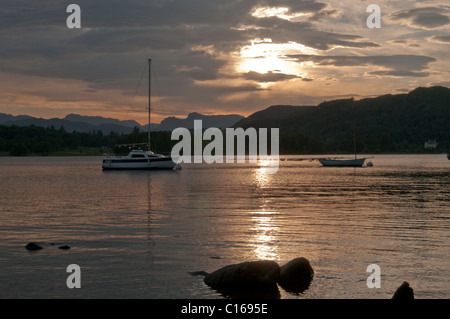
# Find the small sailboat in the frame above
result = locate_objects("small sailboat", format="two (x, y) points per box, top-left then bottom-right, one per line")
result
(318, 157), (366, 167)
(319, 121), (366, 167)
(102, 59), (176, 170)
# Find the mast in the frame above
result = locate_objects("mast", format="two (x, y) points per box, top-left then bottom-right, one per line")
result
(353, 121), (357, 159)
(148, 58), (151, 152)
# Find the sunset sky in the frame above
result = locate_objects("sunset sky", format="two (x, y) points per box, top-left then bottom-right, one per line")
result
(0, 0), (449, 124)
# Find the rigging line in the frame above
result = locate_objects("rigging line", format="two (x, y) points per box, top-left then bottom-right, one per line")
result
(124, 60), (149, 122)
(355, 121), (373, 156)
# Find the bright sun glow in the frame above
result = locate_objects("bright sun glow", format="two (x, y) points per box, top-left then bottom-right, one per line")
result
(251, 6), (311, 21)
(237, 38), (316, 78)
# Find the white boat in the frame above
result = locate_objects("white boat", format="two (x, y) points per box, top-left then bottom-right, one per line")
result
(102, 59), (176, 170)
(318, 121), (366, 167)
(102, 149), (175, 170)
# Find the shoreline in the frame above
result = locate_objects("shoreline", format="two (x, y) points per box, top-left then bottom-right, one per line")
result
(0, 152), (447, 157)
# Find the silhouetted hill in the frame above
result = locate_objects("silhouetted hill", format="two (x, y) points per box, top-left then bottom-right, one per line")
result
(158, 112), (244, 131)
(64, 113), (141, 128)
(0, 116), (136, 135)
(236, 86), (450, 153)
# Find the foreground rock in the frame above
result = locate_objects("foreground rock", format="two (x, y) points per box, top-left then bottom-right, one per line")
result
(392, 281), (414, 300)
(204, 260), (281, 298)
(25, 242), (71, 251)
(278, 257), (314, 293)
(25, 242), (44, 251)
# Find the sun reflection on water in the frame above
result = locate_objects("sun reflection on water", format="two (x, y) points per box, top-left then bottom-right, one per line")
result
(251, 211), (280, 261)
(255, 160), (277, 188)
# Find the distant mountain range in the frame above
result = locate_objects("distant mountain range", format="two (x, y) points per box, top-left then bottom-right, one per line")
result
(0, 112), (245, 134)
(157, 112), (244, 131)
(1, 86), (449, 153)
(1, 86), (449, 155)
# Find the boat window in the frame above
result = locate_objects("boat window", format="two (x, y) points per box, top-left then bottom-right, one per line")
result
(131, 154), (145, 158)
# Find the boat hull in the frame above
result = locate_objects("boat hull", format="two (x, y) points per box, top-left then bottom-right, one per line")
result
(319, 158), (366, 167)
(102, 157), (176, 170)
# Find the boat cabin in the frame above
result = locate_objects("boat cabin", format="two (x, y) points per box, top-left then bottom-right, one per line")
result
(127, 150), (163, 158)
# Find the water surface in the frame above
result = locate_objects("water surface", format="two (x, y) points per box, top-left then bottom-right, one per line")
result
(0, 155), (448, 298)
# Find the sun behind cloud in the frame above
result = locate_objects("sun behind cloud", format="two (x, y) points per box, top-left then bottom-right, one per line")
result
(237, 38), (316, 82)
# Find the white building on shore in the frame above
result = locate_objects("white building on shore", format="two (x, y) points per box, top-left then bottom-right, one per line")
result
(424, 139), (438, 149)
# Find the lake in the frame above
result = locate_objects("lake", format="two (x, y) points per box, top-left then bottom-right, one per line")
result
(0, 154), (448, 299)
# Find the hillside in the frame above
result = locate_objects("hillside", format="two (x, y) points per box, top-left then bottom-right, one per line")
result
(1, 86), (448, 155)
(235, 86), (450, 153)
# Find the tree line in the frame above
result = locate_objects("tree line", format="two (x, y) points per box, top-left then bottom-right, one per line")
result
(0, 122), (446, 157)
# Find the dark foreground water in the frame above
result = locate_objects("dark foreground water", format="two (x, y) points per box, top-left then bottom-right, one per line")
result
(0, 155), (448, 298)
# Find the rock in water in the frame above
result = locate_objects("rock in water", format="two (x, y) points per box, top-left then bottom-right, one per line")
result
(278, 257), (314, 293)
(392, 281), (414, 300)
(58, 245), (71, 250)
(25, 242), (43, 251)
(204, 260), (280, 290)
(204, 260), (281, 299)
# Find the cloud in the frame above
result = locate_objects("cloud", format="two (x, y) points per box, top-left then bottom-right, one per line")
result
(429, 81), (450, 87)
(252, 0), (328, 14)
(369, 70), (430, 78)
(0, 0), (448, 121)
(427, 35), (450, 43)
(241, 16), (379, 50)
(243, 71), (300, 82)
(289, 54), (437, 78)
(388, 7), (450, 29)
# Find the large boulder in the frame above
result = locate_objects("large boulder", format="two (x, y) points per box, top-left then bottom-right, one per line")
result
(277, 257), (314, 293)
(204, 260), (281, 298)
(392, 281), (414, 300)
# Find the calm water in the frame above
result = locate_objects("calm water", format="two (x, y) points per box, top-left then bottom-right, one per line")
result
(0, 155), (448, 299)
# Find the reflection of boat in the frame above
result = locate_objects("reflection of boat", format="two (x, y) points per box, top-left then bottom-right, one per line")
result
(319, 121), (366, 167)
(102, 59), (176, 170)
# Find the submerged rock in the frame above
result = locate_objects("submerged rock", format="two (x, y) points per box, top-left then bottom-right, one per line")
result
(58, 245), (71, 250)
(392, 281), (414, 300)
(204, 260), (280, 298)
(277, 257), (314, 293)
(25, 242), (44, 251)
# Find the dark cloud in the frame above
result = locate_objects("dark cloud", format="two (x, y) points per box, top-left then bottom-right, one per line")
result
(428, 35), (450, 43)
(0, 0), (446, 120)
(0, 0), (379, 91)
(369, 70), (430, 78)
(389, 7), (450, 29)
(0, 0), (256, 29)
(289, 54), (436, 77)
(241, 16), (379, 50)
